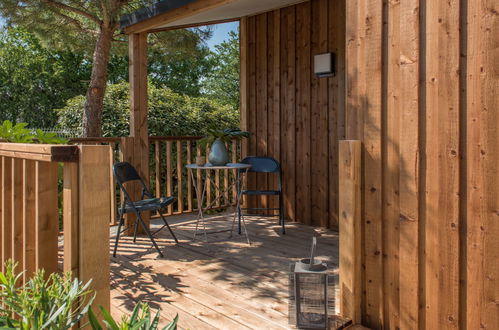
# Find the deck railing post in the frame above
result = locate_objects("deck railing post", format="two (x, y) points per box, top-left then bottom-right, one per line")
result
(76, 145), (111, 315)
(338, 140), (362, 323)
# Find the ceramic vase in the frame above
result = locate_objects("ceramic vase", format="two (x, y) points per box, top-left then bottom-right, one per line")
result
(208, 139), (230, 166)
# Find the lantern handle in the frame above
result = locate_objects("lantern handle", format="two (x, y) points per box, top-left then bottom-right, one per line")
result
(309, 236), (317, 265)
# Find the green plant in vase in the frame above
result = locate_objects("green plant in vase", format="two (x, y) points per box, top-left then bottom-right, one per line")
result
(200, 128), (249, 166)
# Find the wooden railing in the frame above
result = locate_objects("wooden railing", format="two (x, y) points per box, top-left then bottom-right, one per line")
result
(338, 140), (362, 323)
(0, 143), (110, 313)
(69, 136), (242, 224)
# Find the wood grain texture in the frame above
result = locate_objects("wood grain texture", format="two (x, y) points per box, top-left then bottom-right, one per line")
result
(1, 157), (12, 269)
(280, 5), (296, 221)
(78, 145), (111, 314)
(129, 33), (150, 231)
(398, 0), (420, 328)
(295, 1), (311, 225)
(12, 159), (24, 268)
(383, 0), (401, 327)
(339, 140), (362, 323)
(310, 0), (329, 228)
(35, 161), (58, 276)
(255, 13), (268, 212)
(23, 160), (36, 281)
(327, 0), (345, 231)
(63, 162), (79, 277)
(463, 0), (499, 328)
(424, 1), (460, 328)
(243, 0), (346, 228)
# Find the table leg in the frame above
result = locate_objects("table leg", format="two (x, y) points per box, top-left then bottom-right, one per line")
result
(232, 169), (250, 244)
(192, 170), (208, 241)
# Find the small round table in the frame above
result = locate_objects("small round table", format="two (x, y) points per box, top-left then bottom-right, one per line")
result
(185, 163), (252, 243)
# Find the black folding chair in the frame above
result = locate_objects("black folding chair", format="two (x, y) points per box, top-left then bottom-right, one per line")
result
(238, 156), (285, 234)
(113, 162), (178, 258)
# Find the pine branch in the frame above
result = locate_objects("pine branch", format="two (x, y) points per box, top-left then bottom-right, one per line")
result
(52, 9), (100, 35)
(41, 0), (102, 25)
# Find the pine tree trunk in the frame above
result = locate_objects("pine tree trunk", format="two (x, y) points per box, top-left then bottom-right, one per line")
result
(82, 26), (114, 137)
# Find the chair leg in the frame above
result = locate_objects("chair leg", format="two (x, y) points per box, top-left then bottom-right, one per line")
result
(238, 204), (242, 235)
(113, 213), (124, 257)
(279, 193), (285, 234)
(136, 213), (164, 258)
(132, 217), (139, 243)
(159, 211), (179, 244)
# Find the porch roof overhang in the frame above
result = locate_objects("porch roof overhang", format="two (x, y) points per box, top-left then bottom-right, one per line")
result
(121, 0), (305, 34)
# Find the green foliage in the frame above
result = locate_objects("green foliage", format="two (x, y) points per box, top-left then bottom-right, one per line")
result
(200, 128), (249, 146)
(88, 304), (177, 330)
(0, 121), (33, 143)
(0, 120), (68, 144)
(202, 30), (240, 110)
(0, 260), (94, 329)
(33, 129), (69, 144)
(0, 260), (179, 329)
(0, 28), (90, 127)
(57, 82), (240, 137)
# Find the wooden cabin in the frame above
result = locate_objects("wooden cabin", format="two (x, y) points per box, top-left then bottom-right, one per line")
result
(0, 0), (495, 329)
(120, 0), (498, 329)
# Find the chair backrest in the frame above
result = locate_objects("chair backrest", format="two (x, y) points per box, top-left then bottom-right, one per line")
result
(113, 162), (150, 201)
(240, 156), (280, 173)
(113, 162), (143, 184)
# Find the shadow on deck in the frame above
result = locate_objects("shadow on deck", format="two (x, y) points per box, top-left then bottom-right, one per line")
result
(109, 213), (339, 329)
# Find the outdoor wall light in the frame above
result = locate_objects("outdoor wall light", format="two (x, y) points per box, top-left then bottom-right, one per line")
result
(314, 53), (335, 78)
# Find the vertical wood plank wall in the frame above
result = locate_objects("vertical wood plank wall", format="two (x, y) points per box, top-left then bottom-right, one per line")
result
(241, 0), (497, 328)
(343, 0), (499, 329)
(241, 0), (346, 229)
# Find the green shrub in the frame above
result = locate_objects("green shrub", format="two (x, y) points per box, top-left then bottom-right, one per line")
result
(0, 260), (94, 329)
(89, 304), (178, 330)
(0, 261), (178, 330)
(57, 82), (240, 137)
(0, 120), (68, 144)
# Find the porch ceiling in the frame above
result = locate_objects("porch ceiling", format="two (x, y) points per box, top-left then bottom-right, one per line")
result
(121, 0), (306, 33)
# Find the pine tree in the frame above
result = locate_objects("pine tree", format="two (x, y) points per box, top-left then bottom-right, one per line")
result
(0, 1), (211, 137)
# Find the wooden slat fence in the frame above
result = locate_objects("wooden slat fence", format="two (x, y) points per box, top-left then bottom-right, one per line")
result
(70, 136), (242, 224)
(0, 143), (110, 315)
(149, 136), (242, 216)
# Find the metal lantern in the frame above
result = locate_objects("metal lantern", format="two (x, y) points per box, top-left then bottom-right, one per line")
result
(289, 238), (329, 329)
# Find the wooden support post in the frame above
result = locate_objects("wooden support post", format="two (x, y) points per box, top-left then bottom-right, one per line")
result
(78, 145), (111, 315)
(2, 157), (12, 270)
(12, 159), (24, 269)
(35, 161), (58, 277)
(339, 140), (362, 324)
(129, 32), (150, 232)
(63, 162), (79, 277)
(23, 160), (36, 281)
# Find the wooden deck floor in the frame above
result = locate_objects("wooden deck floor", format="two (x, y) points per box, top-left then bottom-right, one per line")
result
(110, 213), (339, 329)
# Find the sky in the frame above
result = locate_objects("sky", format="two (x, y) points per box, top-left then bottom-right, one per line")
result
(206, 21), (239, 49)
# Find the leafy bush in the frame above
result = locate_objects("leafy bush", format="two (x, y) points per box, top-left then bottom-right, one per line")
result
(0, 261), (178, 330)
(0, 28), (91, 128)
(89, 304), (177, 330)
(56, 82), (240, 137)
(0, 261), (94, 329)
(0, 120), (68, 144)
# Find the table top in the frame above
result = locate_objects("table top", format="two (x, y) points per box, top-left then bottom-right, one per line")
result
(185, 163), (252, 170)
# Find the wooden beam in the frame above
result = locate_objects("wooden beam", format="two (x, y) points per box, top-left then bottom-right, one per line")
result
(339, 140), (362, 324)
(123, 0), (233, 34)
(129, 33), (150, 231)
(35, 161), (59, 277)
(148, 18), (238, 34)
(78, 145), (111, 316)
(0, 143), (78, 162)
(63, 162), (79, 277)
(239, 17), (249, 158)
